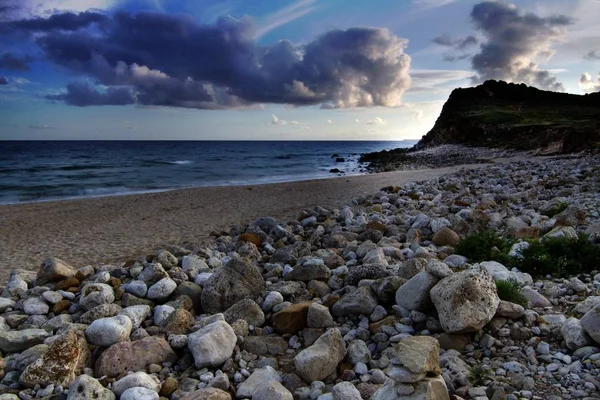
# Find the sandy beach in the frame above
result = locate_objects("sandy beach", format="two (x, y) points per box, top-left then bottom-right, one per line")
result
(0, 165), (482, 283)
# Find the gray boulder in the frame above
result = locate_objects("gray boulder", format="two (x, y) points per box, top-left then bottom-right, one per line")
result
(67, 375), (115, 400)
(294, 328), (346, 382)
(431, 266), (499, 333)
(201, 259), (265, 314)
(188, 320), (237, 368)
(331, 286), (378, 317)
(395, 271), (439, 312)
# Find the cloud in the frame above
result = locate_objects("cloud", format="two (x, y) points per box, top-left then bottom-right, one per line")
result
(4, 11), (107, 32)
(271, 114), (288, 125)
(579, 72), (600, 92)
(433, 34), (478, 50)
(414, 109), (424, 120)
(45, 81), (135, 106)
(28, 123), (56, 129)
(8, 10), (412, 109)
(0, 76), (7, 84)
(0, 53), (33, 71)
(256, 0), (318, 39)
(0, 0), (116, 20)
(327, 119), (332, 124)
(290, 120), (298, 125)
(367, 117), (386, 125)
(584, 50), (600, 60)
(468, 1), (572, 91)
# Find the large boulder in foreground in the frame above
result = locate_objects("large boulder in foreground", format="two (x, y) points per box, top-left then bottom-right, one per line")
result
(188, 320), (237, 368)
(95, 336), (177, 377)
(21, 330), (90, 388)
(201, 259), (265, 314)
(294, 328), (346, 383)
(36, 257), (77, 286)
(431, 266), (499, 333)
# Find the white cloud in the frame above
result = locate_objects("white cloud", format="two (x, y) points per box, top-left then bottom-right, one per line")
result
(290, 120), (299, 125)
(579, 72), (600, 92)
(28, 123), (56, 129)
(327, 119), (332, 124)
(355, 119), (360, 123)
(256, 0), (318, 39)
(367, 117), (386, 125)
(2, 0), (118, 19)
(414, 110), (424, 121)
(271, 114), (288, 125)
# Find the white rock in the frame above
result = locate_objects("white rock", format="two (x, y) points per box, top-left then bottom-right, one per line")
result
(262, 291), (284, 312)
(236, 366), (281, 398)
(294, 328), (346, 382)
(146, 277), (177, 301)
(119, 305), (151, 330)
(431, 266), (500, 333)
(153, 305), (175, 326)
(188, 320), (237, 368)
(253, 380), (293, 400)
(112, 372), (160, 396)
(479, 261), (532, 286)
(123, 280), (148, 298)
(331, 382), (362, 400)
(120, 387), (159, 400)
(41, 291), (63, 305)
(521, 286), (551, 308)
(23, 297), (49, 315)
(508, 242), (530, 259)
(85, 315), (132, 347)
(80, 284), (115, 310)
(395, 271), (438, 312)
(581, 304), (600, 344)
(0, 298), (15, 313)
(561, 317), (592, 350)
(67, 375), (115, 400)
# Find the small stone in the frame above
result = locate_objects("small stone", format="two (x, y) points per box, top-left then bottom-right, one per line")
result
(307, 303), (335, 328)
(23, 297), (49, 315)
(112, 371), (160, 397)
(66, 375), (115, 400)
(120, 387), (159, 400)
(146, 277), (177, 302)
(188, 320), (237, 368)
(85, 315), (132, 347)
(294, 328), (346, 383)
(79, 283), (115, 310)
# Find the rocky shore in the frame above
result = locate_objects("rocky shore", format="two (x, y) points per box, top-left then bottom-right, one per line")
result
(0, 154), (599, 400)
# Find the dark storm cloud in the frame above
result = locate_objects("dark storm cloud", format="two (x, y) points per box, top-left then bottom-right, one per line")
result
(0, 75), (7, 84)
(584, 50), (600, 60)
(6, 11), (107, 32)
(0, 53), (33, 70)
(433, 34), (478, 50)
(7, 11), (411, 109)
(45, 81), (135, 106)
(468, 1), (572, 91)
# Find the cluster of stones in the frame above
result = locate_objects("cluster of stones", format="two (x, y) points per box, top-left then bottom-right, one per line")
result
(0, 154), (599, 400)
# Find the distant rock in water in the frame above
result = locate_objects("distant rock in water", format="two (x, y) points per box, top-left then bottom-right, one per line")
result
(416, 80), (600, 154)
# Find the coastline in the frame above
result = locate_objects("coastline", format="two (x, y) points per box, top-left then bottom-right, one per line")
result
(0, 163), (484, 283)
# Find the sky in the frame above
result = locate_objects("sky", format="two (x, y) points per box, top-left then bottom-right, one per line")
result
(0, 0), (599, 140)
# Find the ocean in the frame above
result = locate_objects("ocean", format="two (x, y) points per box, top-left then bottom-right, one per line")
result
(0, 140), (416, 204)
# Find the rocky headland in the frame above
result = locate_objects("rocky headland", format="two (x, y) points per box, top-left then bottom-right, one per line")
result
(361, 80), (600, 172)
(0, 153), (599, 400)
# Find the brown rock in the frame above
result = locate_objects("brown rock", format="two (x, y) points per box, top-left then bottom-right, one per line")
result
(367, 221), (387, 233)
(369, 316), (399, 334)
(436, 333), (471, 351)
(515, 227), (539, 240)
(95, 336), (177, 378)
(394, 336), (441, 375)
(162, 308), (195, 335)
(52, 300), (71, 314)
(272, 302), (311, 334)
(21, 330), (90, 388)
(36, 257), (77, 286)
(243, 336), (288, 356)
(240, 233), (262, 246)
(55, 277), (80, 291)
(160, 377), (178, 397)
(432, 227), (460, 247)
(179, 388), (232, 400)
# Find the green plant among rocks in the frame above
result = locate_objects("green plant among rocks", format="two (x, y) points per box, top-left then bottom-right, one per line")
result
(514, 234), (600, 278)
(455, 230), (514, 264)
(468, 363), (491, 387)
(495, 279), (528, 307)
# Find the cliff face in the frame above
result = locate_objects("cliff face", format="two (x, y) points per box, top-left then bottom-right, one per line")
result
(415, 80), (600, 153)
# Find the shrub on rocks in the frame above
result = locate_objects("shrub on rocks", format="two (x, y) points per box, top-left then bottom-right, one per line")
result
(495, 280), (528, 307)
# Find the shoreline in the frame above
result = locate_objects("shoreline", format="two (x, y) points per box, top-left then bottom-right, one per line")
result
(0, 163), (485, 283)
